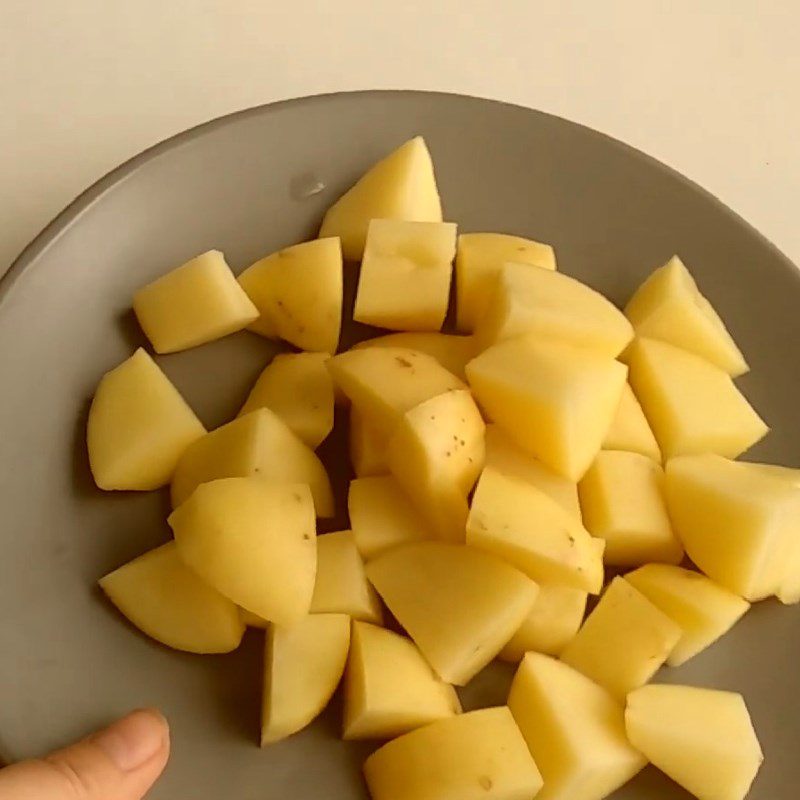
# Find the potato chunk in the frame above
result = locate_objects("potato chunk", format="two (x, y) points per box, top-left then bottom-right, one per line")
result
(601, 383), (661, 462)
(349, 407), (389, 477)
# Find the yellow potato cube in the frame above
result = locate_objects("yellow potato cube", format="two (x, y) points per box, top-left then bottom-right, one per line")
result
(387, 389), (485, 542)
(625, 564), (750, 666)
(133, 250), (258, 353)
(328, 347), (463, 435)
(99, 542), (244, 654)
(349, 407), (389, 477)
(87, 349), (206, 491)
(474, 262), (633, 357)
(363, 707), (543, 800)
(579, 451), (682, 567)
(627, 337), (767, 460)
(169, 478), (316, 626)
(625, 684), (763, 800)
(508, 653), (646, 800)
(560, 577), (681, 700)
(239, 352), (333, 449)
(602, 383), (661, 462)
(170, 408), (334, 517)
(466, 337), (627, 480)
(625, 255), (748, 376)
(455, 232), (556, 333)
(665, 454), (800, 600)
(348, 476), (433, 560)
(261, 613), (350, 745)
(311, 531), (383, 624)
(238, 237), (342, 353)
(498, 584), (587, 661)
(354, 219), (457, 331)
(344, 621), (461, 740)
(353, 332), (478, 381)
(319, 136), (443, 260)
(467, 467), (603, 593)
(366, 542), (538, 685)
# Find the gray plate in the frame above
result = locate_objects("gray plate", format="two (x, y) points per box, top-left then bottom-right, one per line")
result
(0, 91), (798, 800)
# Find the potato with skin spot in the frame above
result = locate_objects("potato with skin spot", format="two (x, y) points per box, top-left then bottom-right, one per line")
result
(349, 407), (389, 477)
(602, 383), (661, 462)
(363, 707), (544, 800)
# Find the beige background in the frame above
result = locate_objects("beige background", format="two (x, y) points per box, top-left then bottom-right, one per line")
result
(1, 1), (798, 273)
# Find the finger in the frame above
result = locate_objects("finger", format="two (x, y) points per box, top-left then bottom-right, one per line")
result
(0, 708), (170, 800)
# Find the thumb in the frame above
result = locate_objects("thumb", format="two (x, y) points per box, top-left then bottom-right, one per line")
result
(0, 708), (170, 800)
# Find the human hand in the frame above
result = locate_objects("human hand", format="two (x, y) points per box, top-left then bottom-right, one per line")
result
(0, 708), (170, 799)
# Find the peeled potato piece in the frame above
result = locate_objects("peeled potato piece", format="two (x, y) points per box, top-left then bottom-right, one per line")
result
(349, 407), (390, 477)
(99, 542), (244, 654)
(602, 383), (661, 462)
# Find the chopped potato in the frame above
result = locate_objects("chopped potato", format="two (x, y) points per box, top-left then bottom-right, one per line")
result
(354, 219), (457, 331)
(238, 237), (342, 353)
(626, 684), (763, 800)
(261, 613), (350, 745)
(560, 577), (681, 701)
(468, 467), (603, 593)
(238, 352), (333, 448)
(509, 653), (646, 800)
(344, 621), (461, 740)
(455, 232), (556, 332)
(625, 564), (750, 666)
(133, 250), (258, 353)
(364, 707), (543, 800)
(625, 255), (748, 376)
(474, 262), (633, 357)
(99, 542), (244, 654)
(601, 383), (661, 462)
(319, 136), (443, 260)
(87, 349), (206, 491)
(349, 407), (389, 477)
(467, 337), (627, 481)
(311, 531), (383, 624)
(627, 337), (767, 460)
(169, 478), (316, 625)
(366, 542), (538, 685)
(170, 408), (334, 517)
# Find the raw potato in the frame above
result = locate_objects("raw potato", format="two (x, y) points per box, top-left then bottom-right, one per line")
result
(602, 383), (661, 462)
(474, 262), (633, 357)
(133, 250), (258, 354)
(349, 407), (389, 477)
(387, 389), (485, 542)
(261, 613), (350, 745)
(560, 577), (681, 701)
(99, 542), (244, 654)
(344, 621), (461, 740)
(170, 408), (334, 517)
(625, 255), (748, 376)
(353, 332), (478, 381)
(311, 531), (383, 624)
(366, 541), (538, 685)
(466, 337), (627, 480)
(625, 564), (750, 666)
(239, 352), (334, 448)
(579, 450), (683, 567)
(87, 348), (206, 491)
(169, 478), (316, 625)
(484, 425), (581, 519)
(508, 653), (646, 800)
(363, 707), (544, 800)
(455, 232), (556, 332)
(348, 476), (433, 560)
(238, 237), (342, 353)
(499, 584), (588, 661)
(467, 467), (603, 593)
(319, 136), (443, 260)
(353, 219), (457, 331)
(328, 347), (463, 434)
(627, 337), (768, 460)
(625, 684), (763, 800)
(665, 454), (800, 600)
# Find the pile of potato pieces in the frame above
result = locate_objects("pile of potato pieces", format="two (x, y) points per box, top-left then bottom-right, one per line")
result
(87, 135), (798, 800)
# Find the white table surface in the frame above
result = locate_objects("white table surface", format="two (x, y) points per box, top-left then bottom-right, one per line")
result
(1, 0), (798, 273)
